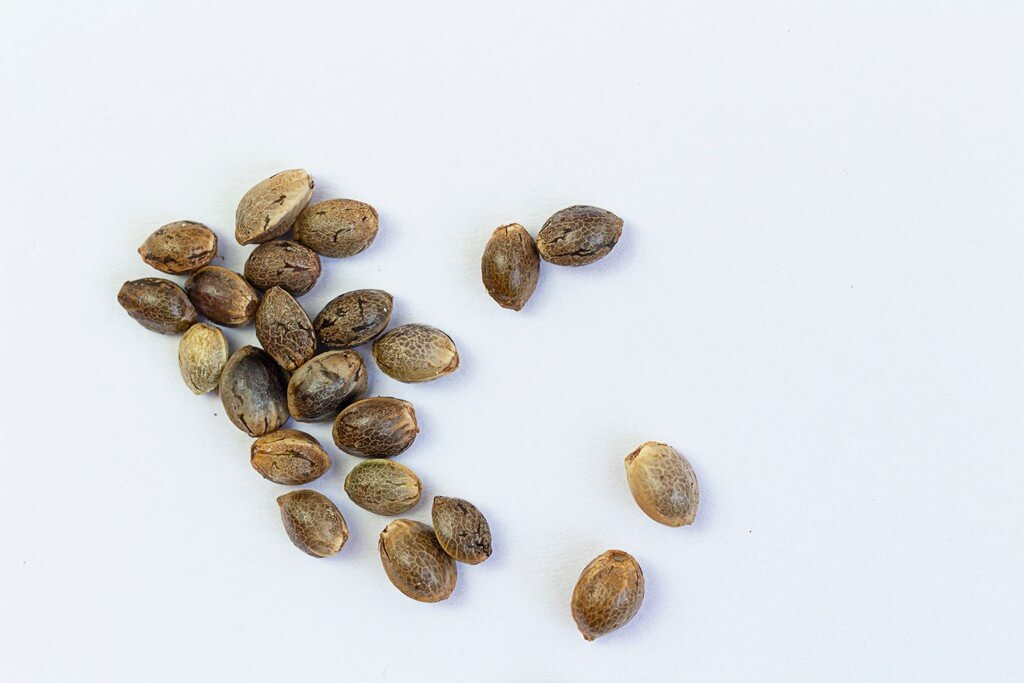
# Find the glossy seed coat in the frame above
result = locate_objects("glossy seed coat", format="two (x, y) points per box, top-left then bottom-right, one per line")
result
(345, 459), (422, 516)
(314, 289), (394, 349)
(536, 205), (623, 266)
(184, 266), (260, 327)
(379, 519), (457, 602)
(138, 221), (218, 274)
(372, 324), (459, 383)
(277, 490), (348, 557)
(117, 278), (197, 334)
(571, 550), (645, 641)
(178, 323), (229, 394)
(287, 350), (367, 422)
(254, 287), (316, 371)
(251, 429), (332, 485)
(219, 346), (289, 436)
(431, 496), (492, 565)
(235, 169), (314, 245)
(294, 198), (378, 258)
(332, 397), (418, 457)
(481, 223), (540, 311)
(244, 240), (322, 296)
(625, 441), (699, 527)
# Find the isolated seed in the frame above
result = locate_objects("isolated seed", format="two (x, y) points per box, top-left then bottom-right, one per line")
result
(219, 346), (289, 436)
(294, 198), (378, 258)
(345, 460), (422, 516)
(254, 287), (316, 371)
(536, 205), (623, 267)
(277, 490), (348, 558)
(251, 429), (331, 485)
(178, 323), (229, 394)
(314, 289), (394, 349)
(138, 220), (218, 274)
(184, 265), (260, 327)
(235, 169), (314, 245)
(287, 350), (367, 422)
(431, 496), (492, 565)
(379, 519), (457, 602)
(571, 550), (645, 641)
(244, 240), (321, 296)
(625, 441), (699, 527)
(481, 223), (540, 311)
(117, 278), (197, 334)
(372, 324), (459, 383)
(332, 397), (418, 457)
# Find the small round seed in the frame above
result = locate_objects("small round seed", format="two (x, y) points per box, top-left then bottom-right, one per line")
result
(287, 350), (367, 422)
(624, 441), (699, 527)
(332, 397), (418, 458)
(251, 429), (331, 485)
(372, 323), (459, 383)
(184, 266), (260, 327)
(314, 289), (393, 349)
(117, 278), (197, 334)
(571, 550), (645, 641)
(219, 346), (289, 436)
(277, 490), (348, 558)
(379, 519), (457, 603)
(254, 287), (316, 371)
(345, 459), (422, 516)
(431, 496), (492, 565)
(178, 323), (229, 394)
(536, 205), (623, 267)
(244, 240), (322, 296)
(138, 220), (218, 274)
(294, 198), (378, 258)
(235, 169), (314, 245)
(481, 223), (540, 311)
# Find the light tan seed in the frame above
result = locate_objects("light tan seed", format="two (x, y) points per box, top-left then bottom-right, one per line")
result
(219, 346), (289, 436)
(345, 460), (422, 516)
(431, 496), (492, 565)
(332, 397), (418, 458)
(138, 221), (218, 274)
(536, 205), (623, 266)
(314, 289), (394, 349)
(481, 223), (540, 311)
(379, 519), (457, 602)
(277, 490), (348, 558)
(184, 266), (260, 327)
(251, 429), (332, 485)
(372, 323), (459, 383)
(254, 287), (316, 371)
(235, 169), (314, 245)
(293, 198), (378, 258)
(287, 350), (367, 422)
(117, 278), (197, 334)
(178, 323), (229, 394)
(571, 549), (645, 641)
(624, 441), (699, 527)
(244, 240), (322, 296)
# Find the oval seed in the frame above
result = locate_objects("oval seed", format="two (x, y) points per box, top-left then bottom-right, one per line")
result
(287, 350), (367, 422)
(117, 278), (197, 334)
(332, 397), (418, 458)
(481, 223), (540, 311)
(431, 496), (492, 565)
(219, 346), (289, 436)
(345, 459), (422, 516)
(277, 490), (348, 558)
(536, 205), (623, 267)
(379, 519), (457, 603)
(372, 323), (459, 383)
(251, 429), (331, 485)
(294, 198), (378, 258)
(138, 220), (218, 274)
(184, 265), (260, 327)
(624, 441), (699, 527)
(235, 169), (314, 245)
(571, 550), (645, 641)
(178, 323), (229, 394)
(314, 289), (393, 349)
(254, 287), (317, 371)
(244, 240), (322, 296)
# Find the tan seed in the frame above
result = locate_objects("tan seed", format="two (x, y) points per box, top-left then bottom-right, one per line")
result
(244, 240), (322, 296)
(314, 289), (393, 349)
(287, 350), (367, 422)
(345, 460), (422, 516)
(219, 346), (289, 436)
(251, 429), (331, 485)
(536, 205), (623, 266)
(379, 519), (457, 602)
(138, 220), (218, 274)
(372, 323), (459, 383)
(184, 266), (260, 327)
(332, 397), (418, 458)
(277, 490), (348, 558)
(431, 496), (492, 565)
(481, 223), (540, 311)
(255, 287), (316, 371)
(117, 278), (197, 334)
(625, 441), (699, 527)
(178, 323), (229, 394)
(294, 198), (378, 258)
(235, 169), (314, 245)
(571, 549), (645, 641)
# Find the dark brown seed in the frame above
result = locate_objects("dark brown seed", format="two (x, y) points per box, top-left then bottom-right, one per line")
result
(314, 289), (393, 349)
(277, 490), (348, 558)
(117, 278), (197, 334)
(138, 221), (218, 274)
(625, 441), (699, 527)
(235, 169), (314, 245)
(332, 397), (418, 458)
(372, 324), (459, 383)
(379, 519), (457, 603)
(251, 429), (331, 485)
(431, 496), (492, 565)
(254, 287), (316, 371)
(287, 350), (367, 422)
(243, 240), (322, 296)
(294, 198), (378, 258)
(344, 460), (422, 516)
(184, 266), (260, 327)
(571, 550), (645, 641)
(481, 223), (540, 311)
(536, 205), (623, 267)
(219, 346), (289, 436)
(178, 323), (229, 394)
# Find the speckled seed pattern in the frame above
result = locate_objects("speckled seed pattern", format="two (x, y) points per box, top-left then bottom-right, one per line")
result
(251, 429), (331, 485)
(431, 496), (492, 565)
(332, 397), (419, 457)
(235, 169), (314, 245)
(138, 221), (218, 274)
(379, 519), (457, 603)
(184, 266), (260, 327)
(219, 346), (289, 436)
(177, 323), (229, 394)
(314, 289), (394, 349)
(536, 205), (623, 267)
(277, 489), (349, 558)
(286, 350), (367, 422)
(571, 550), (645, 641)
(625, 441), (699, 527)
(481, 223), (540, 311)
(345, 459), (422, 516)
(294, 198), (379, 258)
(243, 240), (322, 295)
(372, 324), (459, 383)
(254, 287), (316, 372)
(117, 278), (198, 334)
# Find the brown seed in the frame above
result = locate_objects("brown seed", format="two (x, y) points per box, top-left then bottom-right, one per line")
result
(332, 397), (418, 458)
(481, 223), (540, 311)
(431, 496), (492, 565)
(314, 289), (394, 349)
(536, 205), (623, 267)
(287, 350), (367, 422)
(243, 240), (322, 296)
(219, 346), (289, 436)
(254, 287), (316, 371)
(251, 429), (331, 485)
(184, 265), (260, 327)
(345, 459), (422, 516)
(178, 323), (229, 394)
(379, 519), (457, 602)
(235, 169), (314, 245)
(277, 490), (349, 558)
(117, 278), (197, 334)
(571, 550), (645, 641)
(372, 323), (459, 383)
(138, 220), (218, 274)
(293, 198), (378, 258)
(625, 441), (699, 527)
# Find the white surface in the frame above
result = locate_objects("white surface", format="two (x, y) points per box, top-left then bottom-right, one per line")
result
(1, 2), (1022, 681)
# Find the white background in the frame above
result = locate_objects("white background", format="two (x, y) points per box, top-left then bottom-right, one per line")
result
(1, 1), (1022, 681)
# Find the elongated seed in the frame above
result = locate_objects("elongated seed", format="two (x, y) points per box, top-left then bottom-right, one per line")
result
(571, 550), (645, 641)
(117, 278), (197, 334)
(219, 346), (289, 436)
(138, 221), (218, 274)
(372, 323), (459, 383)
(431, 496), (492, 564)
(294, 198), (378, 257)
(536, 205), (623, 266)
(481, 223), (540, 311)
(235, 169), (314, 245)
(251, 429), (331, 485)
(379, 519), (457, 602)
(287, 350), (367, 422)
(314, 289), (393, 349)
(178, 323), (229, 394)
(332, 397), (418, 457)
(244, 240), (321, 296)
(277, 490), (348, 557)
(624, 441), (699, 527)
(345, 459), (422, 516)
(254, 287), (316, 371)
(184, 266), (260, 327)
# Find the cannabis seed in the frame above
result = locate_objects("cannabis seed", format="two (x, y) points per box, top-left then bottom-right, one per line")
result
(431, 496), (492, 565)
(536, 205), (623, 266)
(314, 289), (394, 349)
(624, 441), (699, 527)
(379, 519), (457, 603)
(117, 278), (197, 334)
(345, 459), (422, 516)
(332, 397), (418, 458)
(138, 220), (218, 274)
(287, 350), (367, 422)
(571, 549), (645, 641)
(294, 198), (378, 258)
(251, 429), (331, 485)
(277, 489), (349, 558)
(219, 346), (289, 436)
(254, 287), (316, 371)
(244, 240), (322, 296)
(235, 169), (314, 245)
(481, 223), (540, 311)
(184, 265), (260, 327)
(178, 323), (229, 394)
(372, 323), (459, 383)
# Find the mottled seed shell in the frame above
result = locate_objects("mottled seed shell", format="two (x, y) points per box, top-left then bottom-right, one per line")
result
(481, 223), (540, 311)
(184, 266), (260, 327)
(235, 169), (314, 245)
(243, 240), (322, 296)
(277, 490), (348, 558)
(536, 205), (623, 266)
(431, 496), (492, 565)
(345, 460), (422, 516)
(571, 550), (645, 641)
(117, 278), (197, 334)
(379, 519), (457, 603)
(219, 346), (289, 436)
(372, 324), (459, 383)
(314, 289), (394, 349)
(293, 198), (378, 258)
(138, 221), (218, 274)
(255, 287), (316, 371)
(625, 441), (699, 527)
(287, 350), (367, 422)
(251, 429), (331, 485)
(332, 397), (418, 458)
(178, 323), (229, 394)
